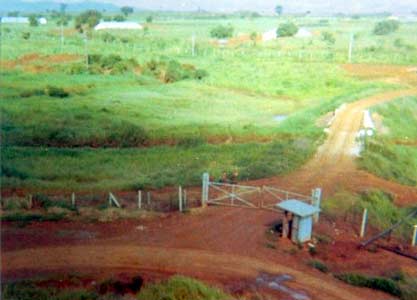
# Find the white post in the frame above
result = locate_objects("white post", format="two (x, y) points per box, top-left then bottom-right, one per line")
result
(191, 33), (196, 57)
(179, 186), (183, 212)
(360, 208), (368, 238)
(412, 225), (417, 247)
(312, 188), (322, 222)
(348, 33), (354, 63)
(138, 190), (142, 209)
(71, 192), (75, 208)
(202, 172), (209, 207)
(231, 184), (235, 205)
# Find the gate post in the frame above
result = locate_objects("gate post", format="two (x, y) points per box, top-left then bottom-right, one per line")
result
(202, 172), (209, 207)
(312, 188), (322, 223)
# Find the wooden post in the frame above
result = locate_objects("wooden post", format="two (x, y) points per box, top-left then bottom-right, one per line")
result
(137, 190), (142, 209)
(312, 188), (322, 222)
(71, 192), (75, 208)
(201, 172), (209, 207)
(184, 189), (187, 209)
(412, 225), (417, 247)
(231, 184), (235, 205)
(178, 186), (183, 213)
(147, 192), (151, 206)
(360, 208), (368, 238)
(27, 194), (33, 209)
(348, 33), (354, 63)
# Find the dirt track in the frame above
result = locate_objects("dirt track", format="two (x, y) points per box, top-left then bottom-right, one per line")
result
(2, 65), (417, 299)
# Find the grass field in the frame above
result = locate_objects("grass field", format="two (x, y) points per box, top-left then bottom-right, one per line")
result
(360, 96), (417, 186)
(1, 12), (416, 191)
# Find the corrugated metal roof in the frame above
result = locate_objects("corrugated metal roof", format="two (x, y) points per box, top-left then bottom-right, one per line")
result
(276, 199), (319, 217)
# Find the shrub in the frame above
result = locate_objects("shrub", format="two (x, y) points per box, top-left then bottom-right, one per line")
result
(22, 32), (31, 40)
(101, 32), (116, 43)
(137, 276), (229, 300)
(45, 86), (69, 98)
(146, 16), (153, 23)
(335, 273), (401, 296)
(277, 22), (298, 37)
(321, 31), (335, 45)
(113, 15), (126, 22)
(308, 260), (329, 273)
(20, 88), (45, 98)
(210, 24), (234, 39)
(373, 20), (400, 35)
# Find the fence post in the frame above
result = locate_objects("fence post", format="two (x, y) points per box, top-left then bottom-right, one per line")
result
(179, 186), (183, 213)
(27, 194), (33, 209)
(108, 192), (112, 207)
(231, 184), (235, 205)
(147, 192), (151, 207)
(184, 189), (187, 209)
(71, 192), (75, 208)
(412, 225), (417, 247)
(360, 208), (368, 238)
(202, 172), (209, 207)
(137, 190), (142, 209)
(312, 188), (322, 222)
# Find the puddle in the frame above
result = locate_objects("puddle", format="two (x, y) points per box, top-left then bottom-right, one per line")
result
(274, 115), (288, 122)
(256, 273), (311, 300)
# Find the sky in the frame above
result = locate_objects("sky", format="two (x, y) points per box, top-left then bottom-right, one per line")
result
(21, 0), (417, 14)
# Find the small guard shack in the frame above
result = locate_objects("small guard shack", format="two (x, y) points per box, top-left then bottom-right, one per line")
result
(276, 199), (320, 243)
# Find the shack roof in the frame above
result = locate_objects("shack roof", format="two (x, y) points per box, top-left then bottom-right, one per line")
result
(276, 199), (320, 217)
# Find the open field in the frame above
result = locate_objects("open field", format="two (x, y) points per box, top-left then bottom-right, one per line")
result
(2, 9), (417, 300)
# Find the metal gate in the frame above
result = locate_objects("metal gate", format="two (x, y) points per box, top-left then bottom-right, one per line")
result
(206, 181), (261, 208)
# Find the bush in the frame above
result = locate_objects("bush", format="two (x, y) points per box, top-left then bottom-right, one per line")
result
(308, 260), (329, 273)
(45, 86), (69, 98)
(146, 16), (153, 23)
(277, 22), (298, 37)
(321, 31), (335, 45)
(101, 32), (116, 43)
(22, 32), (31, 40)
(113, 15), (126, 22)
(210, 24), (234, 39)
(373, 20), (400, 35)
(137, 276), (229, 300)
(335, 273), (401, 297)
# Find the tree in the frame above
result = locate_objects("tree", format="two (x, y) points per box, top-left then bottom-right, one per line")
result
(113, 15), (126, 22)
(7, 11), (19, 17)
(28, 15), (39, 27)
(321, 31), (335, 45)
(275, 5), (283, 16)
(146, 15), (153, 23)
(277, 22), (298, 37)
(373, 20), (400, 35)
(210, 24), (234, 39)
(250, 31), (258, 45)
(121, 6), (134, 16)
(75, 10), (102, 33)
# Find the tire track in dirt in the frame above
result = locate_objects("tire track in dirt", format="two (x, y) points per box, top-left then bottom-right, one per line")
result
(2, 245), (391, 300)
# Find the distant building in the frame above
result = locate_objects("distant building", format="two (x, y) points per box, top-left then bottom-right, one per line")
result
(38, 17), (47, 25)
(1, 17), (29, 24)
(1, 16), (47, 25)
(262, 28), (278, 42)
(295, 27), (312, 38)
(94, 21), (143, 31)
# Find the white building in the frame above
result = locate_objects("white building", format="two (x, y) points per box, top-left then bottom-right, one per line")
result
(295, 27), (312, 38)
(1, 17), (29, 24)
(262, 28), (277, 42)
(94, 21), (143, 31)
(1, 16), (47, 25)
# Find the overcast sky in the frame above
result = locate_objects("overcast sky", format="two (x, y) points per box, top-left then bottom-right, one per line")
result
(22, 0), (417, 14)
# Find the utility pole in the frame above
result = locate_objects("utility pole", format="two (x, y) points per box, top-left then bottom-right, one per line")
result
(191, 33), (196, 57)
(348, 33), (354, 63)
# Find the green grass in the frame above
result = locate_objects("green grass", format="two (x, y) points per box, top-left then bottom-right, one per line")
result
(307, 260), (329, 273)
(335, 272), (417, 300)
(1, 138), (317, 191)
(359, 96), (417, 186)
(137, 275), (231, 300)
